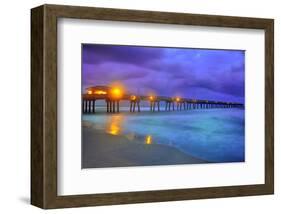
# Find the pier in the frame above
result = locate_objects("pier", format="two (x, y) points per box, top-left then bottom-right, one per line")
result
(82, 85), (244, 114)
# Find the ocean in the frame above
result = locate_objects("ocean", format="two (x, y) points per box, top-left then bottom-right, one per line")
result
(82, 108), (245, 163)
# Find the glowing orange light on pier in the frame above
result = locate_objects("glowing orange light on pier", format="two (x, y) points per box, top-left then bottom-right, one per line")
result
(149, 96), (154, 101)
(110, 87), (123, 99)
(87, 90), (93, 95)
(130, 95), (136, 101)
(94, 90), (107, 95)
(176, 97), (181, 102)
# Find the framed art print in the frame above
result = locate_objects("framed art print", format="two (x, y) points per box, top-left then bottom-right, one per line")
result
(31, 4), (274, 209)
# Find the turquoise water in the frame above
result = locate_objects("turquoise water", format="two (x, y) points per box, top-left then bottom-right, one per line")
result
(83, 108), (245, 163)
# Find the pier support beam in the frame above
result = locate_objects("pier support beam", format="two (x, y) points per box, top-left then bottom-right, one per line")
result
(112, 101), (115, 113)
(137, 101), (140, 112)
(109, 101), (112, 112)
(130, 100), (139, 113)
(82, 100), (86, 113)
(82, 99), (96, 114)
(116, 100), (120, 113)
(84, 100), (88, 113)
(91, 100), (95, 113)
(106, 100), (109, 112)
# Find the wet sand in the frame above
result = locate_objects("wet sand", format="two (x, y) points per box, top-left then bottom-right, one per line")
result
(82, 121), (207, 168)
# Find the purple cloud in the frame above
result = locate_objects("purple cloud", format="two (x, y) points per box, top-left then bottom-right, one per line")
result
(82, 44), (245, 103)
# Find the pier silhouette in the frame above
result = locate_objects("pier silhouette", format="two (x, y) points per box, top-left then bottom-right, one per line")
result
(82, 85), (244, 113)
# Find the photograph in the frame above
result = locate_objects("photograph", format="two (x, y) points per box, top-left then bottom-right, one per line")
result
(81, 44), (245, 168)
(29, 3), (274, 209)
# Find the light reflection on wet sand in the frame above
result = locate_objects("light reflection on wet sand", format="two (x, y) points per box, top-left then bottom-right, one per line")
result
(106, 115), (123, 136)
(145, 135), (152, 144)
(105, 114), (153, 144)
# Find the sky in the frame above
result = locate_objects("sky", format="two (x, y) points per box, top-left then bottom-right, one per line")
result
(82, 44), (245, 103)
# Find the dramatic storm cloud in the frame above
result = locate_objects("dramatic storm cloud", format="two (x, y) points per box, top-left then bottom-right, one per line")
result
(82, 44), (245, 103)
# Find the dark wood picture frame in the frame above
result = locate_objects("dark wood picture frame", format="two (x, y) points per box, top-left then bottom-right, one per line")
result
(31, 4), (274, 209)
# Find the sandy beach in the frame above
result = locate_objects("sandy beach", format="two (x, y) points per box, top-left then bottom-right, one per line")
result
(82, 121), (207, 168)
